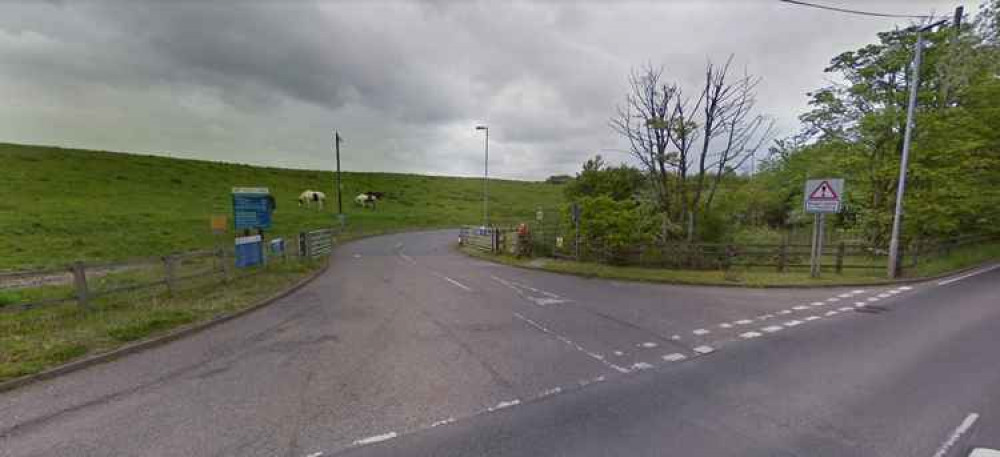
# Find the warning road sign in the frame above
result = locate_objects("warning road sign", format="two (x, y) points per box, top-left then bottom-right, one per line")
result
(804, 178), (844, 213)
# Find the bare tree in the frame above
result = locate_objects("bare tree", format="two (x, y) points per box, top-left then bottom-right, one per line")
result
(611, 57), (774, 241)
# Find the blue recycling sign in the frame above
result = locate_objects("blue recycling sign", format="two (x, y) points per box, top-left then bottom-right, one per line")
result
(232, 187), (274, 230)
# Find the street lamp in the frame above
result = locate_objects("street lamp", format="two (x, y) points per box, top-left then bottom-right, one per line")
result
(476, 125), (489, 226)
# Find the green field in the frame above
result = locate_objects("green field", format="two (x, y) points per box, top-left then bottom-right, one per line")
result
(0, 143), (566, 270)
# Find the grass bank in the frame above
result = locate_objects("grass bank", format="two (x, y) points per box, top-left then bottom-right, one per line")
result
(0, 142), (565, 270)
(0, 259), (322, 383)
(463, 240), (1000, 287)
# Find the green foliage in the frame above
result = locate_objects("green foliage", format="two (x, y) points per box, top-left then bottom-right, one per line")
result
(565, 196), (656, 262)
(564, 155), (645, 202)
(0, 143), (565, 269)
(0, 291), (20, 307)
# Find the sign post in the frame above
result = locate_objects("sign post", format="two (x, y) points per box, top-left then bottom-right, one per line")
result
(804, 179), (844, 278)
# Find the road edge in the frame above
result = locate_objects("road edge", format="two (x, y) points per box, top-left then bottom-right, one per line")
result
(0, 257), (331, 394)
(460, 245), (998, 289)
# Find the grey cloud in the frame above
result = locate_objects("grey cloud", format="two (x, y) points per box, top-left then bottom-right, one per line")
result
(0, 0), (962, 180)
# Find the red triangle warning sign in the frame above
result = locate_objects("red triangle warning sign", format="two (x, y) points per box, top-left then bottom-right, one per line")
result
(809, 180), (839, 200)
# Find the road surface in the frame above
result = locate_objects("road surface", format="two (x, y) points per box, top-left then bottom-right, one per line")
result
(1, 230), (997, 456)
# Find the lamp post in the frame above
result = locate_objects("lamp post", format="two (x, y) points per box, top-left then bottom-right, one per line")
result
(476, 125), (489, 226)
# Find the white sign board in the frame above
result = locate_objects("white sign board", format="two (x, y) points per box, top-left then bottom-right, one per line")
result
(804, 178), (844, 213)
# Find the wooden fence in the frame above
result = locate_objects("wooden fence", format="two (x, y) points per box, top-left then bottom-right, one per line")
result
(468, 226), (996, 275)
(0, 227), (340, 314)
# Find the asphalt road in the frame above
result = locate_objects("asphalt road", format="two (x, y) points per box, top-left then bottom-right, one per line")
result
(1, 230), (997, 457)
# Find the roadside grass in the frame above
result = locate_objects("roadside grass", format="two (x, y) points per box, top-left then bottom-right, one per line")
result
(0, 142), (565, 270)
(0, 259), (322, 383)
(907, 241), (1000, 277)
(463, 241), (1000, 287)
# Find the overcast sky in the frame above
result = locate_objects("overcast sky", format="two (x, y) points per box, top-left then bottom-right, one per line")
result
(0, 0), (962, 180)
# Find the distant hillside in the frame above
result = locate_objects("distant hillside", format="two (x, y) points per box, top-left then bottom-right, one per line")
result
(0, 143), (566, 269)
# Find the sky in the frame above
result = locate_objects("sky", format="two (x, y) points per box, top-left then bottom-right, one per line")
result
(0, 0), (963, 180)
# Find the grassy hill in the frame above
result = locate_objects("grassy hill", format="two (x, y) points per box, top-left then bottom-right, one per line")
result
(0, 143), (566, 269)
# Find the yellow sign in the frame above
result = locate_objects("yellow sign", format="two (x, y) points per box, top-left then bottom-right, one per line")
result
(211, 214), (228, 233)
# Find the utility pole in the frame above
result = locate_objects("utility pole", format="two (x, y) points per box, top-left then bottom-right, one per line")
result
(334, 131), (343, 216)
(887, 18), (948, 278)
(476, 125), (489, 226)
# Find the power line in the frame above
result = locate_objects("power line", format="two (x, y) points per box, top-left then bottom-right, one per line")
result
(778, 0), (932, 19)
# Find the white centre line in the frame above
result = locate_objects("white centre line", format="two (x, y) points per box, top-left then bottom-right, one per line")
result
(719, 323), (733, 329)
(735, 319), (754, 325)
(693, 345), (715, 354)
(353, 432), (398, 446)
(793, 305), (809, 310)
(662, 353), (687, 362)
(826, 297), (839, 302)
(693, 329), (710, 335)
(305, 452), (324, 457)
(777, 310), (793, 315)
(762, 325), (783, 333)
(740, 331), (763, 339)
(811, 301), (825, 307)
(439, 275), (472, 291)
(840, 306), (854, 311)
(825, 310), (839, 316)
(784, 320), (803, 327)
(938, 264), (1000, 286)
(931, 413), (979, 457)
(804, 315), (821, 321)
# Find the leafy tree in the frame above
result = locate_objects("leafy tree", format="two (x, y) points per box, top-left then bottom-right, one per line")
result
(564, 155), (646, 202)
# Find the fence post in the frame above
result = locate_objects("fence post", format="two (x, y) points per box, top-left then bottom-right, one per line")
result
(298, 232), (308, 258)
(778, 241), (788, 273)
(218, 247), (232, 282)
(71, 261), (91, 311)
(835, 242), (846, 274)
(164, 255), (178, 296)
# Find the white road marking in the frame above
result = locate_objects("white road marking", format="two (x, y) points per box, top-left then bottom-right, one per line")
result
(662, 353), (687, 362)
(306, 452), (324, 457)
(852, 289), (866, 294)
(793, 305), (809, 310)
(398, 253), (416, 265)
(838, 293), (852, 298)
(888, 289), (901, 294)
(671, 335), (681, 340)
(756, 314), (775, 320)
(613, 351), (625, 356)
(777, 310), (792, 315)
(855, 301), (866, 306)
(353, 432), (398, 446)
(804, 316), (821, 321)
(762, 325), (783, 333)
(736, 319), (754, 325)
(592, 375), (606, 383)
(513, 312), (630, 373)
(436, 274), (472, 291)
(938, 264), (1000, 286)
(826, 297), (839, 302)
(784, 320), (803, 327)
(867, 297), (880, 302)
(899, 286), (913, 290)
(841, 306), (855, 311)
(811, 301), (825, 307)
(877, 293), (891, 298)
(969, 448), (1000, 457)
(719, 323), (733, 329)
(631, 362), (654, 371)
(431, 417), (456, 427)
(740, 331), (763, 339)
(931, 412), (979, 457)
(693, 329), (710, 335)
(352, 254), (362, 259)
(693, 345), (715, 354)
(488, 399), (521, 411)
(538, 387), (562, 397)
(825, 310), (839, 316)
(640, 342), (659, 348)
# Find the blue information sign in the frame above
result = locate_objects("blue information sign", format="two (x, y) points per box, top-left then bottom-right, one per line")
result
(232, 187), (274, 230)
(235, 235), (263, 268)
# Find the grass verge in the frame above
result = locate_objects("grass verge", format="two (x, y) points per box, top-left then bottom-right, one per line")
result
(0, 259), (322, 383)
(462, 242), (1000, 287)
